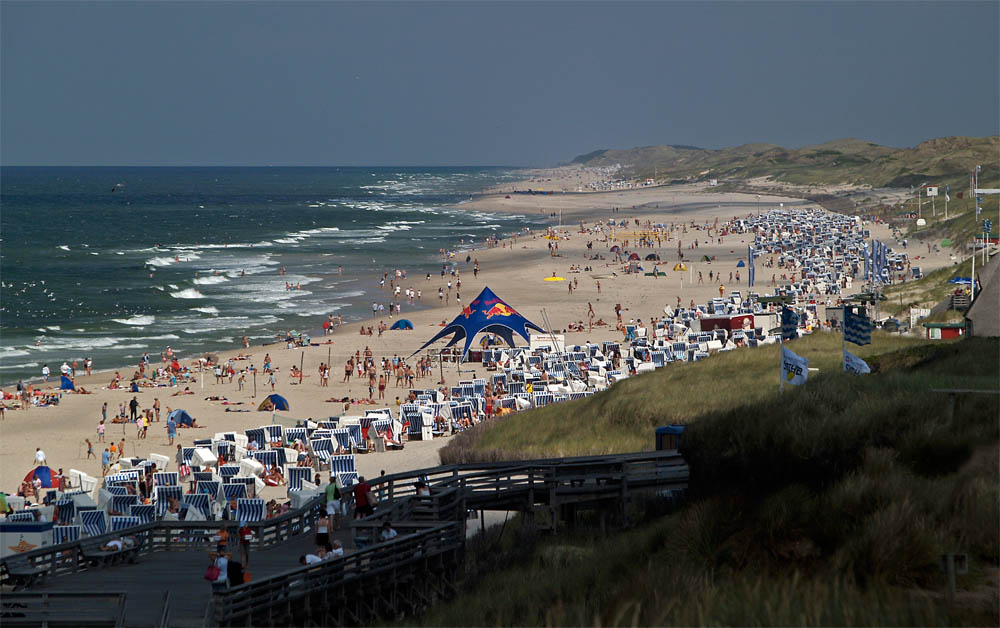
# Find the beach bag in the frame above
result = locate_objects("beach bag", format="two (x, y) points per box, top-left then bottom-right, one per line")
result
(179, 464), (191, 478)
(204, 563), (221, 582)
(365, 490), (378, 507)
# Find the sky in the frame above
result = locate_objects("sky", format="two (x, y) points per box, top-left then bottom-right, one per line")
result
(2, 1), (998, 166)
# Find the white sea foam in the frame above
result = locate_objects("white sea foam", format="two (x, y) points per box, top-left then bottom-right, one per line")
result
(111, 314), (156, 326)
(193, 275), (229, 285)
(0, 362), (39, 370)
(170, 288), (204, 299)
(58, 245), (70, 251)
(192, 306), (220, 314)
(147, 256), (175, 267)
(168, 284), (179, 290)
(46, 326), (61, 331)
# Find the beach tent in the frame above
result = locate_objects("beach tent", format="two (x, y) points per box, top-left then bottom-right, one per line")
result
(736, 260), (746, 267)
(941, 239), (952, 248)
(390, 319), (414, 330)
(673, 263), (688, 271)
(168, 409), (195, 426)
(258, 394), (290, 411)
(609, 245), (622, 254)
(628, 253), (640, 261)
(411, 286), (545, 362)
(23, 465), (55, 489)
(702, 255), (713, 262)
(543, 276), (566, 282)
(60, 375), (75, 391)
(948, 277), (973, 285)
(645, 253), (660, 261)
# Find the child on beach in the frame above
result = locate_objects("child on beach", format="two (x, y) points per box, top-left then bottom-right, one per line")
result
(98, 419), (106, 442)
(86, 438), (95, 459)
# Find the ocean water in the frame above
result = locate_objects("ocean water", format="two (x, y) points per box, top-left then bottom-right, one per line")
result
(0, 167), (539, 385)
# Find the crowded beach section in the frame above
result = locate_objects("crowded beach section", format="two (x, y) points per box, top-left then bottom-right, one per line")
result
(1, 176), (959, 533)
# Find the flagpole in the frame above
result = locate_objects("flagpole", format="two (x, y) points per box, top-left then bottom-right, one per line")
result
(779, 304), (785, 395)
(842, 306), (847, 372)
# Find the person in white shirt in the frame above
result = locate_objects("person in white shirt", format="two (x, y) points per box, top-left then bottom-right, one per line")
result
(210, 552), (228, 592)
(327, 539), (344, 557)
(34, 448), (46, 465)
(379, 522), (398, 542)
(41, 365), (50, 382)
(60, 362), (70, 375)
(300, 553), (323, 565)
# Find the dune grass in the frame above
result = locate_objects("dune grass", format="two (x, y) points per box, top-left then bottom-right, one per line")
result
(441, 332), (939, 464)
(419, 338), (999, 626)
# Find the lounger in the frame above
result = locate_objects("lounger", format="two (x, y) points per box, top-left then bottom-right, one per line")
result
(262, 424), (284, 445)
(80, 509), (108, 536)
(287, 467), (314, 492)
(180, 493), (211, 519)
(154, 485), (183, 516)
(329, 454), (356, 477)
(110, 515), (141, 531)
(7, 511), (35, 522)
(250, 449), (279, 471)
(55, 499), (75, 523)
(129, 504), (156, 523)
(153, 472), (178, 487)
(244, 428), (266, 450)
(285, 427), (308, 445)
(110, 494), (138, 515)
(330, 428), (352, 452)
(52, 524), (81, 545)
(235, 498), (266, 523)
(222, 483), (247, 502)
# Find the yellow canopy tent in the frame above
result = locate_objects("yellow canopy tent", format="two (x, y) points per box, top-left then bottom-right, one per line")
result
(673, 263), (688, 271)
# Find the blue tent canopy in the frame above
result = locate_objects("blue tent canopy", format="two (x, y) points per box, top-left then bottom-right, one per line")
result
(258, 394), (290, 411)
(168, 409), (195, 426)
(60, 375), (75, 391)
(24, 465), (55, 488)
(390, 319), (414, 330)
(412, 286), (545, 362)
(948, 277), (973, 285)
(736, 259), (746, 267)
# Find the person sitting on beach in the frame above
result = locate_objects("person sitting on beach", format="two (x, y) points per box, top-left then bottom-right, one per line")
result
(177, 418), (200, 428)
(263, 465), (284, 487)
(379, 522), (398, 542)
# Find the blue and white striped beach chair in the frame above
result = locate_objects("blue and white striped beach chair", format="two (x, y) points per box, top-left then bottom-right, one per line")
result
(244, 428), (266, 450)
(183, 493), (213, 519)
(181, 447), (196, 464)
(80, 510), (107, 537)
(197, 481), (221, 501)
(406, 412), (425, 437)
(105, 472), (139, 487)
(218, 465), (240, 481)
(449, 386), (463, 399)
(110, 516), (140, 532)
(56, 499), (75, 524)
(262, 424), (283, 445)
(129, 504), (156, 523)
(370, 418), (392, 436)
(235, 498), (265, 523)
(106, 486), (130, 497)
(317, 420), (338, 430)
(7, 511), (35, 522)
(287, 467), (314, 492)
(53, 525), (81, 545)
(222, 483), (247, 502)
(532, 392), (555, 407)
(347, 424), (365, 452)
(329, 454), (356, 477)
(250, 449), (279, 471)
(155, 485), (183, 516)
(310, 438), (334, 463)
(569, 391), (593, 401)
(214, 441), (235, 459)
(153, 472), (178, 487)
(498, 397), (517, 409)
(508, 381), (525, 395)
(491, 373), (507, 389)
(285, 427), (308, 445)
(331, 428), (352, 452)
(473, 379), (486, 395)
(192, 471), (215, 483)
(651, 351), (666, 367)
(110, 494), (138, 515)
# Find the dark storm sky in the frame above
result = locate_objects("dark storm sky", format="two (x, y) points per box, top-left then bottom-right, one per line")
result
(2, 1), (997, 166)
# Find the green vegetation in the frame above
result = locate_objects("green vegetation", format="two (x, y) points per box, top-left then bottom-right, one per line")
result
(882, 258), (971, 318)
(427, 338), (999, 626)
(571, 136), (998, 189)
(441, 332), (928, 463)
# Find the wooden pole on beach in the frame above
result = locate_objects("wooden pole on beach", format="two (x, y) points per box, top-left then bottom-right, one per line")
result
(299, 351), (304, 385)
(253, 371), (257, 398)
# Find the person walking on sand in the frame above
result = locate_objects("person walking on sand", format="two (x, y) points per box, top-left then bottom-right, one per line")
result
(98, 419), (106, 443)
(268, 370), (276, 392)
(86, 438), (96, 459)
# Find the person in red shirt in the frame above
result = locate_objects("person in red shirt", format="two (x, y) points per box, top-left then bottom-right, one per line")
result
(353, 477), (374, 519)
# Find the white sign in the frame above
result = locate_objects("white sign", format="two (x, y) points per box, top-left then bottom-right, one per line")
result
(925, 186), (938, 197)
(781, 347), (809, 386)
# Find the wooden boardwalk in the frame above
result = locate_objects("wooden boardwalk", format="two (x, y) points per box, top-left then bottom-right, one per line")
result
(3, 450), (688, 627)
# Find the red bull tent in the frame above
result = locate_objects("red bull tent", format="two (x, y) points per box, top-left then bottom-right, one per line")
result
(412, 286), (545, 362)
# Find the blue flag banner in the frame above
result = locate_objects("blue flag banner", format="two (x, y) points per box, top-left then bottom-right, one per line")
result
(843, 349), (871, 374)
(780, 307), (799, 341)
(864, 242), (870, 281)
(844, 308), (872, 346)
(747, 245), (755, 287)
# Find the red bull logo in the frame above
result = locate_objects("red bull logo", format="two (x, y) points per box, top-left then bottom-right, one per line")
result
(484, 303), (516, 318)
(461, 306), (473, 318)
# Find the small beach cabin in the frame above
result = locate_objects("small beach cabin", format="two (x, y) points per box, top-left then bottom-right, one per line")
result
(922, 322), (966, 340)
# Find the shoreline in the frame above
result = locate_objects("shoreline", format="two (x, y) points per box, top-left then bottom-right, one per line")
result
(0, 178), (960, 494)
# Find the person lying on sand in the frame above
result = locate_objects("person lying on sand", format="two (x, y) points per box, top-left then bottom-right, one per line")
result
(224, 408), (250, 413)
(177, 419), (201, 428)
(171, 387), (194, 396)
(204, 396), (227, 401)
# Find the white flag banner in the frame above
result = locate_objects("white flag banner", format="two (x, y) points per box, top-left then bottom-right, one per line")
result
(843, 349), (871, 375)
(925, 186), (938, 197)
(781, 347), (809, 386)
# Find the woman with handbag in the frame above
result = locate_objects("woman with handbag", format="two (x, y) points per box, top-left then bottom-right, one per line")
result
(206, 551), (228, 593)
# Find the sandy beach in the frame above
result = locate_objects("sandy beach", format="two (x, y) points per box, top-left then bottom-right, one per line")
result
(0, 177), (959, 495)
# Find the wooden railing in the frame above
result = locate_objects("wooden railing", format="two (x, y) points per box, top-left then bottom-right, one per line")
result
(0, 495), (323, 587)
(0, 591), (126, 627)
(209, 521), (464, 627)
